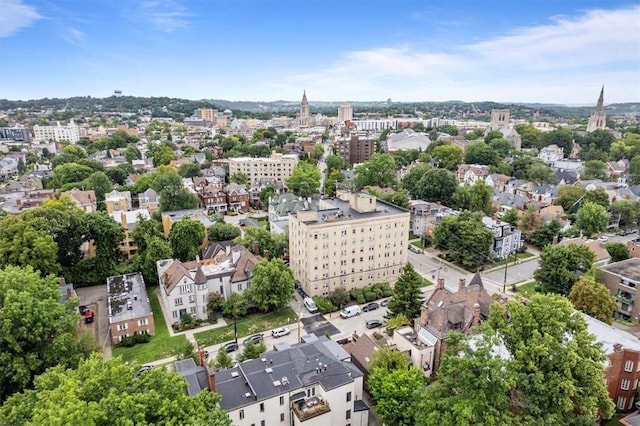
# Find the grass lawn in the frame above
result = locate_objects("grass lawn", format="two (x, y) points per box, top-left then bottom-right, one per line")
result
(195, 307), (296, 347)
(516, 281), (539, 297)
(422, 278), (433, 287)
(112, 291), (188, 364)
(603, 413), (625, 425)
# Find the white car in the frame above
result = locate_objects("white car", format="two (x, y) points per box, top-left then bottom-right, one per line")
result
(271, 327), (291, 338)
(598, 235), (609, 242)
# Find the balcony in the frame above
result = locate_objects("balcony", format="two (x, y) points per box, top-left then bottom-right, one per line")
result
(616, 294), (635, 305)
(291, 396), (331, 422)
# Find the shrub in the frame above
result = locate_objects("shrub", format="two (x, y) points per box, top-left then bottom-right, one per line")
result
(356, 292), (366, 304)
(349, 288), (361, 301)
(363, 291), (377, 302)
(313, 296), (336, 314)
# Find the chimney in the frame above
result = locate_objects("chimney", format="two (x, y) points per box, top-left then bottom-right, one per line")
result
(613, 343), (623, 352)
(253, 241), (260, 256)
(419, 305), (429, 327)
(198, 346), (206, 366)
(207, 368), (216, 393)
(458, 278), (466, 292)
(437, 278), (445, 290)
(472, 303), (481, 326)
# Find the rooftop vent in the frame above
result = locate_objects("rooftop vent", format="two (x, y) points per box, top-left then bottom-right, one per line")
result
(231, 371), (239, 378)
(281, 376), (289, 385)
(244, 392), (252, 398)
(273, 380), (281, 387)
(261, 357), (267, 363)
(437, 301), (444, 308)
(265, 367), (273, 374)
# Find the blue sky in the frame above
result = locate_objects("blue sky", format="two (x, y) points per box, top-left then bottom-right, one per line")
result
(1, 0), (639, 104)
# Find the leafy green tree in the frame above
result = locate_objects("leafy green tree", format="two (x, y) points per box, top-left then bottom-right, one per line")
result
(169, 217), (205, 261)
(313, 144), (324, 159)
(401, 163), (431, 197)
(438, 124), (458, 136)
(213, 349), (234, 369)
(0, 215), (60, 276)
(325, 154), (349, 172)
(48, 163), (94, 188)
(105, 167), (128, 185)
(124, 145), (142, 162)
(576, 201), (608, 237)
(83, 171), (113, 203)
(207, 292), (224, 318)
(369, 348), (425, 426)
(483, 130), (504, 144)
(464, 142), (500, 166)
(229, 172), (248, 185)
(518, 205), (541, 242)
(502, 208), (519, 228)
(527, 161), (559, 185)
(238, 341), (267, 362)
(556, 185), (585, 212)
(568, 275), (617, 324)
(285, 161), (321, 197)
(488, 138), (512, 157)
(606, 242), (630, 262)
(581, 159), (608, 180)
(0, 266), (97, 402)
(531, 218), (563, 247)
(611, 200), (638, 229)
(152, 144), (176, 167)
(431, 144), (464, 171)
(178, 163), (202, 178)
(433, 212), (494, 269)
(0, 353), (231, 425)
(387, 264), (424, 321)
(221, 292), (248, 318)
(418, 331), (516, 426)
(629, 155), (640, 185)
(541, 127), (574, 157)
(249, 258), (294, 312)
(208, 221), (241, 242)
(324, 168), (344, 196)
(354, 153), (397, 188)
(259, 186), (276, 208)
(488, 294), (614, 424)
(452, 181), (493, 215)
(415, 168), (457, 205)
(534, 243), (595, 295)
(515, 123), (543, 149)
(583, 187), (610, 208)
(136, 237), (173, 286)
(235, 226), (288, 258)
(130, 215), (164, 254)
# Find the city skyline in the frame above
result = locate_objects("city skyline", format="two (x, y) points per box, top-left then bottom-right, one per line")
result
(1, 0), (639, 104)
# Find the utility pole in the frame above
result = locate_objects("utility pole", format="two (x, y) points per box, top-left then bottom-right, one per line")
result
(503, 251), (510, 293)
(297, 299), (302, 343)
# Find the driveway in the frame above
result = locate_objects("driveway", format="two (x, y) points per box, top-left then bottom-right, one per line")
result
(76, 285), (112, 358)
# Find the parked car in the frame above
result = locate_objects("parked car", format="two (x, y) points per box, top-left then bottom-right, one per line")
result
(135, 365), (154, 376)
(408, 244), (423, 254)
(340, 305), (361, 318)
(78, 305), (89, 315)
(619, 229), (638, 236)
(84, 310), (94, 324)
(366, 319), (384, 329)
(223, 341), (239, 353)
(380, 299), (390, 307)
(271, 327), (291, 338)
(243, 333), (264, 345)
(362, 302), (380, 312)
(597, 235), (609, 242)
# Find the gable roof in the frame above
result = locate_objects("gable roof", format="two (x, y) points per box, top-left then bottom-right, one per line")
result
(162, 260), (193, 294)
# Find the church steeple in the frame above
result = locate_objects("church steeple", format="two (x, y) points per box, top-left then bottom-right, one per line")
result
(587, 85), (606, 133)
(596, 85), (604, 113)
(299, 90), (310, 125)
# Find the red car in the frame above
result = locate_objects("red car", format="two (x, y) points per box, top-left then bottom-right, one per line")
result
(84, 310), (94, 324)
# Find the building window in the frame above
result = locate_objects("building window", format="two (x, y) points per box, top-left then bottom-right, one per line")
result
(260, 402), (264, 412)
(280, 413), (285, 422)
(138, 319), (148, 326)
(625, 360), (634, 372)
(117, 323), (128, 331)
(618, 396), (628, 410)
(261, 421), (265, 426)
(621, 379), (631, 390)
(346, 409), (351, 420)
(280, 396), (284, 405)
(346, 391), (351, 402)
(239, 409), (244, 420)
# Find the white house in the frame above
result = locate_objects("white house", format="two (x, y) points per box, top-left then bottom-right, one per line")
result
(156, 245), (259, 323)
(538, 144), (564, 164)
(482, 216), (523, 259)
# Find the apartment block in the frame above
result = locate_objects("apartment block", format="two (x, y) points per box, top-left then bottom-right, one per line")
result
(289, 191), (410, 297)
(33, 121), (80, 143)
(227, 152), (299, 188)
(106, 273), (155, 344)
(214, 335), (369, 426)
(109, 209), (151, 260)
(337, 104), (353, 122)
(335, 134), (375, 165)
(600, 258), (640, 323)
(105, 189), (132, 213)
(0, 127), (31, 142)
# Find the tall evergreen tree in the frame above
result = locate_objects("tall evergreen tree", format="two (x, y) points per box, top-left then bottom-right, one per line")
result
(387, 263), (424, 321)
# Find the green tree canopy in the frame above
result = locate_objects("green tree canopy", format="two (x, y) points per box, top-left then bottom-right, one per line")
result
(169, 217), (205, 262)
(431, 144), (464, 171)
(606, 242), (630, 262)
(178, 163), (202, 178)
(464, 142), (500, 166)
(229, 172), (248, 185)
(581, 159), (608, 180)
(354, 153), (397, 188)
(432, 211), (494, 269)
(534, 243), (595, 295)
(0, 215), (60, 276)
(0, 265), (97, 402)
(0, 353), (231, 425)
(451, 180), (493, 215)
(248, 258), (294, 312)
(285, 161), (321, 197)
(530, 218), (563, 247)
(82, 171), (113, 203)
(556, 185), (585, 212)
(583, 187), (610, 208)
(568, 274), (617, 324)
(234, 227), (288, 258)
(324, 154), (349, 172)
(527, 161), (559, 185)
(415, 168), (458, 205)
(576, 201), (608, 238)
(208, 221), (241, 242)
(387, 263), (424, 321)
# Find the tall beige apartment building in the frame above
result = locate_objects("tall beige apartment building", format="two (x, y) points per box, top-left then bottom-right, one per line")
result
(227, 151), (299, 187)
(289, 191), (410, 297)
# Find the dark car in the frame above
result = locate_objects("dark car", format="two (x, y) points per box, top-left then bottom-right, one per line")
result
(78, 305), (89, 315)
(243, 333), (264, 345)
(366, 319), (384, 329)
(223, 341), (239, 353)
(135, 365), (154, 376)
(620, 229), (638, 236)
(380, 299), (390, 307)
(362, 302), (379, 312)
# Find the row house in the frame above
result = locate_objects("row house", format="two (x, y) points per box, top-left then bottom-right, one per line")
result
(190, 177), (250, 213)
(481, 216), (523, 259)
(106, 273), (155, 344)
(456, 164), (490, 186)
(62, 189), (97, 213)
(156, 244), (259, 323)
(484, 173), (511, 193)
(105, 189), (132, 213)
(408, 200), (454, 237)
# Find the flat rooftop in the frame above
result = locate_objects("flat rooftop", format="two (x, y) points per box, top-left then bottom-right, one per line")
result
(602, 258), (640, 281)
(294, 196), (408, 224)
(162, 208), (215, 228)
(106, 273), (152, 324)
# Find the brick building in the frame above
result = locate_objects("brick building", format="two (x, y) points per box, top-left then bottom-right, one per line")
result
(106, 273), (155, 344)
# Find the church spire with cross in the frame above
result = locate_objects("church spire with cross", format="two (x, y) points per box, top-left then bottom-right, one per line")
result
(587, 85), (606, 133)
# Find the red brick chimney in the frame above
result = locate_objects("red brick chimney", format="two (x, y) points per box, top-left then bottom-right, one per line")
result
(253, 241), (260, 255)
(437, 278), (445, 290)
(198, 346), (206, 366)
(613, 343), (623, 352)
(458, 278), (466, 292)
(206, 367), (216, 393)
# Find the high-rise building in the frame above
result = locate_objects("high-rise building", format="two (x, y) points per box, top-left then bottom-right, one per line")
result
(289, 191), (410, 297)
(338, 104), (353, 122)
(227, 151), (299, 187)
(33, 121), (80, 143)
(336, 133), (376, 165)
(194, 108), (216, 122)
(587, 86), (606, 133)
(0, 127), (31, 142)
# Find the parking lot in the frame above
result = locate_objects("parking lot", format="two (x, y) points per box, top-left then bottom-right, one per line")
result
(75, 285), (112, 358)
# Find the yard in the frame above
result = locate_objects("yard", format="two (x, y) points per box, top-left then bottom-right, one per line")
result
(490, 251), (535, 268)
(515, 281), (539, 297)
(195, 307), (297, 347)
(112, 291), (188, 364)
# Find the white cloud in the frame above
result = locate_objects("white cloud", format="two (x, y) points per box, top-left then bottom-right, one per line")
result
(0, 0), (42, 37)
(139, 0), (191, 33)
(63, 28), (86, 45)
(267, 5), (640, 103)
